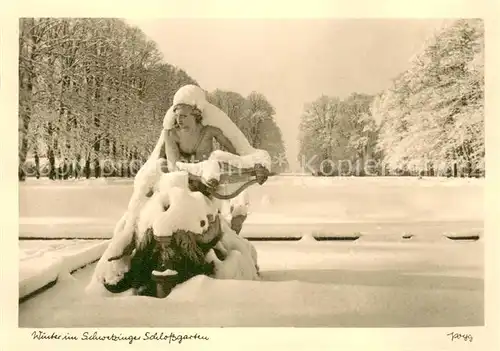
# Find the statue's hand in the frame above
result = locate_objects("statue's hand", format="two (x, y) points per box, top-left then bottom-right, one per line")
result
(254, 164), (269, 185)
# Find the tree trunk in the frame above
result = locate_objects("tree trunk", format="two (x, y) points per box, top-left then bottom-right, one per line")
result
(67, 160), (73, 180)
(18, 69), (33, 181)
(62, 159), (70, 180)
(34, 151), (40, 179)
(18, 108), (31, 181)
(110, 140), (117, 177)
(93, 111), (101, 178)
(94, 144), (101, 178)
(84, 157), (91, 179)
(75, 154), (82, 179)
(128, 149), (134, 178)
(122, 146), (129, 178)
(428, 162), (435, 177)
(47, 146), (56, 180)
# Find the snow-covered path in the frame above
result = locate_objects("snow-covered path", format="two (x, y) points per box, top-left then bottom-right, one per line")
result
(19, 237), (483, 328)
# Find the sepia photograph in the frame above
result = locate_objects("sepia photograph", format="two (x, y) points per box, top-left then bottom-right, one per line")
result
(16, 16), (486, 331)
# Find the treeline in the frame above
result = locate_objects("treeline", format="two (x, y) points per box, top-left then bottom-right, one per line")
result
(298, 19), (484, 177)
(299, 93), (379, 176)
(18, 18), (288, 180)
(208, 90), (289, 173)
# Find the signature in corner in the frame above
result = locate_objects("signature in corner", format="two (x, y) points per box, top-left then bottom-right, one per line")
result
(447, 332), (473, 342)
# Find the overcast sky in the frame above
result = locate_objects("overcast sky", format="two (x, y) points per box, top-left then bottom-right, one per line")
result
(127, 18), (450, 169)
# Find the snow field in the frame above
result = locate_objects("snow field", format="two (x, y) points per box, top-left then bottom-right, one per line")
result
(18, 239), (483, 327)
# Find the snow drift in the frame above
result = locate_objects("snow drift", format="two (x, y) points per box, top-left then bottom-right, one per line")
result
(20, 240), (109, 300)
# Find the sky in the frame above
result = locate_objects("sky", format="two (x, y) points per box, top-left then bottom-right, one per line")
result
(126, 19), (450, 170)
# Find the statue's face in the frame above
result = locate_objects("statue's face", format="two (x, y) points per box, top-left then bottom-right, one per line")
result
(174, 105), (199, 130)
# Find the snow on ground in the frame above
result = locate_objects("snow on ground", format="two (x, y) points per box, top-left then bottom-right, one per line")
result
(17, 176), (484, 327)
(19, 240), (109, 300)
(19, 238), (483, 328)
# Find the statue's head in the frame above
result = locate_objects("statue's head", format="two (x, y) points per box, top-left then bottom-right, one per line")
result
(172, 103), (203, 130)
(164, 85), (208, 130)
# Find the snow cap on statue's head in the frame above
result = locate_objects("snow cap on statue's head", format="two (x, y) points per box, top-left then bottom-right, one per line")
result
(163, 85), (208, 129)
(173, 85), (208, 111)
